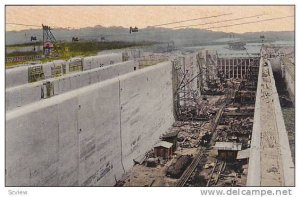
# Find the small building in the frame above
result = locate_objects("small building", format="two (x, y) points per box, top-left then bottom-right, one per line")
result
(161, 130), (179, 150)
(236, 148), (250, 164)
(43, 41), (54, 56)
(43, 41), (54, 49)
(153, 141), (173, 160)
(214, 142), (242, 160)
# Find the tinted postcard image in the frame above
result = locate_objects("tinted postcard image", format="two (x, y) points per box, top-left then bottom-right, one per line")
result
(5, 5), (295, 187)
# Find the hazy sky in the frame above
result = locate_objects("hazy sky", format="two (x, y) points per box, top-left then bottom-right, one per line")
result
(6, 6), (294, 33)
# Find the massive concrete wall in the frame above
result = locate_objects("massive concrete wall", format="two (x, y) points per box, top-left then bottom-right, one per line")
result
(5, 65), (28, 88)
(269, 58), (281, 73)
(6, 53), (123, 88)
(285, 70), (295, 104)
(6, 80), (122, 186)
(119, 62), (174, 171)
(6, 61), (174, 186)
(267, 60), (294, 186)
(247, 59), (294, 186)
(247, 58), (263, 186)
(6, 61), (138, 111)
(82, 53), (123, 71)
(270, 58), (295, 104)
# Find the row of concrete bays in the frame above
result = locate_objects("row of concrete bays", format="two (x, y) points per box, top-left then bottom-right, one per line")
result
(6, 60), (137, 111)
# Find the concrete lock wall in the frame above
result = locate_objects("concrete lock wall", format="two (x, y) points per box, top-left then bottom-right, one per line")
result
(6, 61), (138, 111)
(246, 58), (263, 186)
(6, 80), (122, 186)
(247, 59), (294, 186)
(5, 65), (29, 88)
(82, 53), (123, 71)
(6, 53), (123, 88)
(119, 62), (174, 171)
(267, 60), (294, 186)
(6, 61), (174, 186)
(284, 70), (295, 104)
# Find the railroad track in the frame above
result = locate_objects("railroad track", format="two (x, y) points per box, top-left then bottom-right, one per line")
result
(206, 160), (226, 186)
(176, 103), (226, 187)
(176, 147), (204, 186)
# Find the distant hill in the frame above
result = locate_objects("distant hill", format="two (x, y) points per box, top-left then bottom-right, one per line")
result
(5, 26), (294, 46)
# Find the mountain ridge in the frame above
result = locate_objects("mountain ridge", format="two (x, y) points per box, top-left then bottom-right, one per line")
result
(5, 26), (294, 46)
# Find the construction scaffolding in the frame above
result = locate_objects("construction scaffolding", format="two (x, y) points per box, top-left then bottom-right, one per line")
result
(172, 53), (211, 121)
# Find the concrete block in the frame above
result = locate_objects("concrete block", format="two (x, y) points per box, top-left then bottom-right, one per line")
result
(20, 84), (41, 107)
(6, 104), (59, 186)
(82, 53), (123, 71)
(6, 87), (22, 111)
(57, 97), (79, 186)
(59, 78), (71, 94)
(6, 66), (29, 88)
(89, 70), (99, 84)
(77, 80), (123, 186)
(82, 56), (93, 71)
(42, 62), (54, 79)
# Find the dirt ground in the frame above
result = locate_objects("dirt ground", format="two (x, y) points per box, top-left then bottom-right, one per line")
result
(122, 148), (199, 186)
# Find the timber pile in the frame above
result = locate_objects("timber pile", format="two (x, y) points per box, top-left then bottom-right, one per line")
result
(166, 155), (193, 179)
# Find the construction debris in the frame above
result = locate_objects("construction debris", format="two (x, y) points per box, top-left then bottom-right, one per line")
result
(145, 158), (159, 167)
(118, 48), (261, 187)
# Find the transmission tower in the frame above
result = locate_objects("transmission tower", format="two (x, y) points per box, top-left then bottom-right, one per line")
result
(42, 24), (57, 56)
